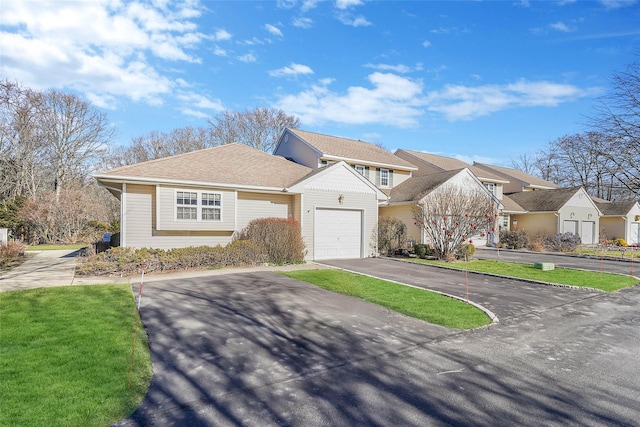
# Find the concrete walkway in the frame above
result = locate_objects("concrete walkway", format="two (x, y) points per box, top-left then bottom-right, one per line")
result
(0, 250), (80, 292)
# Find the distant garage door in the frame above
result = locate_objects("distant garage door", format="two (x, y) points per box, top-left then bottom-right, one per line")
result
(314, 208), (362, 260)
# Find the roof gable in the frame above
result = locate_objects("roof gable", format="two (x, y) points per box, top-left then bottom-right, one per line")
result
(474, 162), (559, 189)
(287, 129), (417, 170)
(507, 187), (588, 212)
(397, 149), (508, 183)
(95, 143), (312, 189)
(388, 168), (468, 203)
(289, 161), (387, 200)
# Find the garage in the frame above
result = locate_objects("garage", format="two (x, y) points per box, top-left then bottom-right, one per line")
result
(314, 208), (362, 260)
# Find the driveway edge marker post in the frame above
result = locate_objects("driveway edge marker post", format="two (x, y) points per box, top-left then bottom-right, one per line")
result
(128, 261), (146, 390)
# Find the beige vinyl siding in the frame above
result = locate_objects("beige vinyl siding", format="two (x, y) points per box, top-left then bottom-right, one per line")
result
(236, 192), (295, 230)
(156, 185), (235, 231)
(379, 205), (422, 244)
(510, 212), (558, 236)
(389, 169), (412, 188)
(274, 133), (320, 168)
(123, 183), (235, 249)
(301, 190), (378, 260)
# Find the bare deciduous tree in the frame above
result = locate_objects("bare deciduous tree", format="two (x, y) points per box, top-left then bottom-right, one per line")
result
(412, 185), (498, 260)
(208, 107), (300, 153)
(104, 126), (215, 168)
(39, 90), (114, 200)
(590, 59), (640, 195)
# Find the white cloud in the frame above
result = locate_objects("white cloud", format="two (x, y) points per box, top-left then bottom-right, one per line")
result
(265, 24), (284, 37)
(337, 13), (372, 27)
(293, 17), (314, 28)
(214, 29), (232, 41)
(600, 0), (638, 8)
(270, 63), (314, 77)
(364, 63), (412, 73)
(0, 0), (207, 110)
(549, 21), (575, 32)
(275, 72), (425, 127)
(177, 92), (225, 111)
(237, 53), (257, 63)
(336, 0), (363, 9)
(426, 80), (600, 121)
(301, 0), (321, 12)
(422, 40), (432, 48)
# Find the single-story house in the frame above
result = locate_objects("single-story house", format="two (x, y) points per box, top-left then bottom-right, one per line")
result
(595, 200), (640, 245)
(95, 143), (386, 260)
(507, 186), (601, 244)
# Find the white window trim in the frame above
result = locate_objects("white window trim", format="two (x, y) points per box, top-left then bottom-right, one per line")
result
(354, 164), (365, 175)
(380, 168), (390, 187)
(174, 189), (223, 222)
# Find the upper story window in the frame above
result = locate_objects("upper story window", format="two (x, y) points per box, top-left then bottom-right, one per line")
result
(176, 190), (222, 221)
(176, 191), (197, 220)
(380, 168), (390, 187)
(354, 165), (365, 175)
(484, 182), (496, 195)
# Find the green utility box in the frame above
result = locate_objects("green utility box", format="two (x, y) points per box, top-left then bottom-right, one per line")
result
(534, 262), (554, 271)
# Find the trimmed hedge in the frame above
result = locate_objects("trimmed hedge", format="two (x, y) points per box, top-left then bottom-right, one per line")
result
(76, 241), (264, 276)
(236, 218), (306, 265)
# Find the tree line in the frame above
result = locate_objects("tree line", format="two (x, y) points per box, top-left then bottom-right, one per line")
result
(511, 59), (640, 201)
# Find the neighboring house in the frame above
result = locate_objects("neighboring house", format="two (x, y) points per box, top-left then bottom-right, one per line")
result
(274, 128), (417, 192)
(474, 163), (560, 193)
(507, 187), (601, 244)
(395, 149), (518, 234)
(595, 200), (640, 245)
(379, 168), (503, 247)
(94, 143), (386, 261)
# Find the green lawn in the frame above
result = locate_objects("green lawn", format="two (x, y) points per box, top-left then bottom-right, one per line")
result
(26, 244), (88, 251)
(409, 259), (637, 292)
(281, 269), (492, 330)
(0, 285), (152, 427)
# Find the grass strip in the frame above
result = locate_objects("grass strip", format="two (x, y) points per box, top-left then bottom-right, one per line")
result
(0, 285), (152, 427)
(26, 244), (88, 251)
(409, 259), (637, 292)
(282, 269), (491, 330)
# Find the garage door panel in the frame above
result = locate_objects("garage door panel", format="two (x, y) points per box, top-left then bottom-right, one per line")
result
(315, 209), (362, 260)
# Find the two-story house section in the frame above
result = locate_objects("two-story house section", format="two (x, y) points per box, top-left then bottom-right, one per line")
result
(274, 129), (418, 192)
(394, 149), (522, 233)
(473, 163), (560, 193)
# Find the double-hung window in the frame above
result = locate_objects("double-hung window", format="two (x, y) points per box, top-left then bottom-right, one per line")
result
(201, 193), (221, 220)
(380, 168), (390, 187)
(354, 165), (365, 175)
(176, 191), (222, 221)
(484, 182), (496, 195)
(176, 191), (197, 220)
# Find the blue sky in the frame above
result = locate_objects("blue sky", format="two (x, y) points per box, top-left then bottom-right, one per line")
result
(1, 0), (639, 165)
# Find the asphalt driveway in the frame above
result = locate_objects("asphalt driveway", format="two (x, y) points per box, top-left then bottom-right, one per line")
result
(115, 264), (640, 426)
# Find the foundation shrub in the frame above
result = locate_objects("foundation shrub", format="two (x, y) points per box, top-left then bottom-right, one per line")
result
(529, 236), (544, 252)
(76, 241), (265, 276)
(499, 229), (529, 249)
(455, 243), (475, 260)
(543, 232), (582, 252)
(236, 218), (306, 265)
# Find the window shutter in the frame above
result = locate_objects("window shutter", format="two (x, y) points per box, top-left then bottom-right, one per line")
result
(375, 168), (381, 186)
(364, 166), (370, 180)
(389, 170), (394, 187)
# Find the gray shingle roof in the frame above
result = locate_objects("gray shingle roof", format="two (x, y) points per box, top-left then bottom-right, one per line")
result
(396, 149), (508, 182)
(474, 162), (560, 189)
(596, 200), (638, 216)
(289, 129), (417, 170)
(506, 187), (582, 212)
(96, 142), (313, 188)
(500, 195), (527, 213)
(388, 169), (463, 203)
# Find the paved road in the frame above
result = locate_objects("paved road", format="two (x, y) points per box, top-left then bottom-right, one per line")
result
(115, 263), (640, 426)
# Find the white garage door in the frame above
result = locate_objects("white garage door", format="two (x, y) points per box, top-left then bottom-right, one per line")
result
(314, 209), (362, 260)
